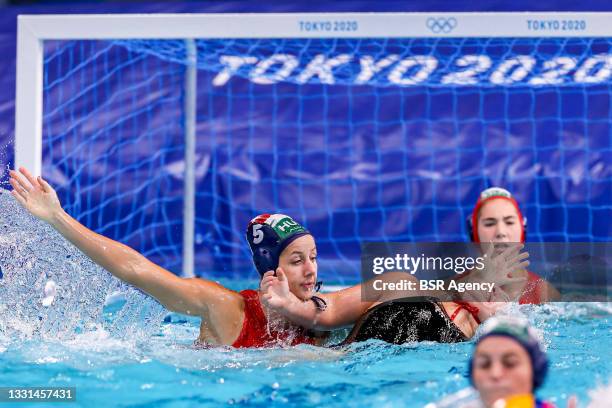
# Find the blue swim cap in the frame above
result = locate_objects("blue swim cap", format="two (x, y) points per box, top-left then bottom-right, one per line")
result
(246, 214), (311, 276)
(468, 316), (549, 390)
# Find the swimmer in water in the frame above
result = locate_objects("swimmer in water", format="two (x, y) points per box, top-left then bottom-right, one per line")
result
(469, 316), (576, 408)
(9, 168), (325, 347)
(334, 187), (559, 343)
(9, 168), (527, 347)
(466, 187), (560, 304)
(260, 240), (530, 344)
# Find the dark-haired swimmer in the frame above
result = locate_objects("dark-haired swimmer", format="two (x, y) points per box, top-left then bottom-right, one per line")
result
(428, 316), (577, 408)
(468, 317), (576, 408)
(261, 242), (529, 344)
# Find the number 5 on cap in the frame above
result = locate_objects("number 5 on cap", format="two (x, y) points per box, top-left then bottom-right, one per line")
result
(252, 224), (264, 244)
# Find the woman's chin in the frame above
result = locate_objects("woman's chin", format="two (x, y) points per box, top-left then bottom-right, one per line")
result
(294, 288), (313, 301)
(481, 388), (514, 407)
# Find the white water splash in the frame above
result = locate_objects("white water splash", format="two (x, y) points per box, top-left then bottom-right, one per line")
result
(0, 190), (165, 342)
(587, 381), (612, 408)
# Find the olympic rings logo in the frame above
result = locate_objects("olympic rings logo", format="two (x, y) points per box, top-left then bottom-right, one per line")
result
(426, 17), (458, 34)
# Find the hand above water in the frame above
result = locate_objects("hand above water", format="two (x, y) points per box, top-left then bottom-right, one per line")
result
(260, 268), (296, 312)
(469, 242), (530, 298)
(9, 167), (63, 225)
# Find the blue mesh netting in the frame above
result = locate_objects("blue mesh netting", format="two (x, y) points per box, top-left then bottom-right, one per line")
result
(43, 40), (186, 271)
(42, 38), (612, 283)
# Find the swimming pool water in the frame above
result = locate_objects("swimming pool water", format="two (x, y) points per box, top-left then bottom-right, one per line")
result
(0, 193), (610, 407)
(0, 293), (610, 407)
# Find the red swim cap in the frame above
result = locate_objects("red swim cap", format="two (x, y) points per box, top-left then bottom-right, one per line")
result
(469, 187), (526, 243)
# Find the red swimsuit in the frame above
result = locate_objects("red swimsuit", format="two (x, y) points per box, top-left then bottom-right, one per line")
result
(449, 270), (549, 325)
(231, 289), (317, 348)
(518, 271), (547, 305)
(455, 270), (547, 305)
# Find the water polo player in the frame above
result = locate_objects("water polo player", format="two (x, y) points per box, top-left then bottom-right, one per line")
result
(9, 168), (326, 347)
(260, 242), (530, 344)
(9, 168), (528, 347)
(467, 187), (560, 304)
(469, 316), (576, 408)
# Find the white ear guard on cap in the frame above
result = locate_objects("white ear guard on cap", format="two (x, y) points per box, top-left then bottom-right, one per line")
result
(467, 187), (527, 242)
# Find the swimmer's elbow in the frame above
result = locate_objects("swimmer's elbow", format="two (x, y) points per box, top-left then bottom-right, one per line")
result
(148, 280), (209, 317)
(118, 256), (166, 292)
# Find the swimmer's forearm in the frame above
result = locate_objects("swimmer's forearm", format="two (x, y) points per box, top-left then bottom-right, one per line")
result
(49, 208), (146, 284)
(280, 286), (371, 330)
(281, 297), (334, 330)
(48, 209), (244, 321)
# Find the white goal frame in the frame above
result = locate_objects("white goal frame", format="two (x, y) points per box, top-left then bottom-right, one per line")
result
(15, 12), (612, 276)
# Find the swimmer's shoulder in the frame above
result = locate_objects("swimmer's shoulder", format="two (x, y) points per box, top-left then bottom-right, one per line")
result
(187, 278), (247, 345)
(189, 276), (244, 300)
(525, 271), (561, 302)
(180, 277), (246, 319)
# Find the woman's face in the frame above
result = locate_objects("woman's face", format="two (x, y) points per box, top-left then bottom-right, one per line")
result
(278, 234), (318, 301)
(472, 336), (533, 407)
(477, 199), (523, 243)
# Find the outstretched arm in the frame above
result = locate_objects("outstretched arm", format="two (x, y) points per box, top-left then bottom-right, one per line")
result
(261, 269), (438, 330)
(261, 245), (530, 330)
(9, 168), (243, 325)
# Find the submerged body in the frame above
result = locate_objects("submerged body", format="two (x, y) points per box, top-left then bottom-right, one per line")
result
(340, 297), (468, 345)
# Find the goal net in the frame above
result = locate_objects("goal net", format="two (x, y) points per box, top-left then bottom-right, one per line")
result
(17, 14), (612, 282)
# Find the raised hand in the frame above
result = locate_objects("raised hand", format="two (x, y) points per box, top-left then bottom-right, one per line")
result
(456, 243), (529, 307)
(479, 242), (530, 287)
(8, 167), (63, 224)
(260, 268), (295, 311)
